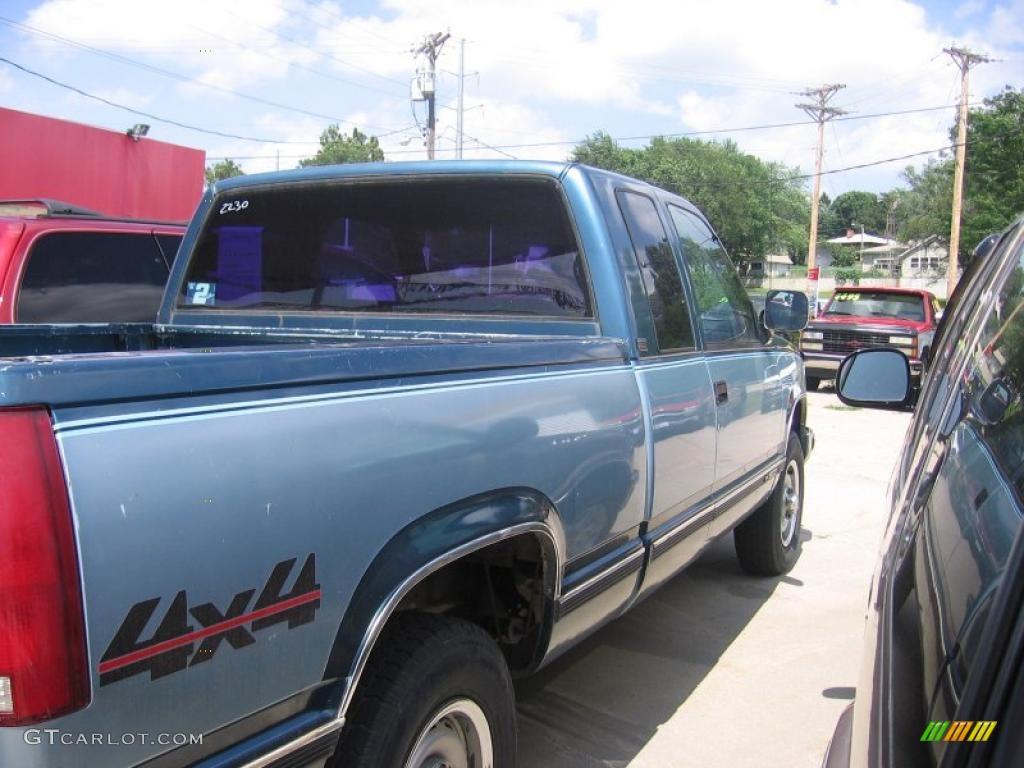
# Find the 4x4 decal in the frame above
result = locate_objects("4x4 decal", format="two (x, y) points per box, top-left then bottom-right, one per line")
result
(99, 554), (320, 686)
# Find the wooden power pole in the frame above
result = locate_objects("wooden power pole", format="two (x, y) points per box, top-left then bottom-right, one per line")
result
(413, 32), (450, 160)
(795, 84), (847, 273)
(795, 84), (846, 313)
(944, 45), (990, 296)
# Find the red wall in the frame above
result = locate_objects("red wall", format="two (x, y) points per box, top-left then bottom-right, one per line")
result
(0, 107), (205, 221)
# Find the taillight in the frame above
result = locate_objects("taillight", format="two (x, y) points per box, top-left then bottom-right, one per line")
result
(0, 407), (89, 725)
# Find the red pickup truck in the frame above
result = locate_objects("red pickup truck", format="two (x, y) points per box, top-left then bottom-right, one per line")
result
(799, 286), (940, 391)
(0, 199), (185, 324)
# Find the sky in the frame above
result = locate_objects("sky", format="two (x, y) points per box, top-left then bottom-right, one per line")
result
(0, 0), (1020, 196)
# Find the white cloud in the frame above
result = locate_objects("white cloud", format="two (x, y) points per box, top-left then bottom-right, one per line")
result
(14, 0), (1022, 191)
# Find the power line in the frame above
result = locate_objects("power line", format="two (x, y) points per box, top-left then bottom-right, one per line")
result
(0, 56), (321, 144)
(185, 21), (403, 99)
(390, 102), (972, 154)
(0, 16), (403, 133)
(209, 141), (964, 182)
(233, 11), (409, 93)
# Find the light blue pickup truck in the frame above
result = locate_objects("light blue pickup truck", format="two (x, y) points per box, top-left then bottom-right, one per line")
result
(0, 161), (812, 768)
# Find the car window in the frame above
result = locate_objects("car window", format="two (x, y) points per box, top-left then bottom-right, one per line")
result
(616, 191), (695, 353)
(155, 234), (183, 268)
(181, 178), (591, 319)
(17, 232), (170, 323)
(666, 205), (761, 348)
(824, 290), (925, 322)
(927, 229), (1024, 691)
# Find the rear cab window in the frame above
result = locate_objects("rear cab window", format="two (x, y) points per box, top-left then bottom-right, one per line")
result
(17, 231), (170, 323)
(180, 177), (591, 319)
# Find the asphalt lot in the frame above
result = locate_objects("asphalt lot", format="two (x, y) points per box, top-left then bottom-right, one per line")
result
(516, 388), (913, 768)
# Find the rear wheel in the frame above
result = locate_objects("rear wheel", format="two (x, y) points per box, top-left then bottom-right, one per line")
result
(734, 432), (805, 576)
(334, 613), (516, 768)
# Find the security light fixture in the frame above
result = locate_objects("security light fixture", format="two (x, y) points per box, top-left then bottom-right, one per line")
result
(126, 124), (150, 142)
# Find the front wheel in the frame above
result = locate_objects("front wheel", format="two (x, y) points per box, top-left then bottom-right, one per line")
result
(333, 613), (516, 768)
(734, 432), (805, 576)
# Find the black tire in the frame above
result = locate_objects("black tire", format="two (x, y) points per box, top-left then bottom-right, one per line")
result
(333, 613), (516, 768)
(806, 376), (821, 392)
(734, 432), (805, 576)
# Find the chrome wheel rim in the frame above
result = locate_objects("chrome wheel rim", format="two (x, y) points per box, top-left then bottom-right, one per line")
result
(780, 459), (800, 548)
(404, 698), (493, 768)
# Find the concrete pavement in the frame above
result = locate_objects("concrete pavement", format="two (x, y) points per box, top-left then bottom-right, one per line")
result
(516, 390), (912, 768)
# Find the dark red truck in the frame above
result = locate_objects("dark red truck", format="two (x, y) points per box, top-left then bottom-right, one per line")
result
(799, 286), (940, 391)
(0, 199), (184, 324)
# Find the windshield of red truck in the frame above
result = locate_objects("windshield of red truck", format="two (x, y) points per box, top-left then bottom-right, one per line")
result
(179, 177), (591, 318)
(824, 291), (925, 322)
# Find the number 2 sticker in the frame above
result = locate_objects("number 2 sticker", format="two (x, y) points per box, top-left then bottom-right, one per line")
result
(219, 199), (249, 214)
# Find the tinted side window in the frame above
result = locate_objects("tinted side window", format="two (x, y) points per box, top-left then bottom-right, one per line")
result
(931, 232), (1024, 689)
(181, 178), (590, 318)
(17, 232), (169, 323)
(668, 206), (761, 348)
(616, 191), (694, 352)
(156, 234), (183, 268)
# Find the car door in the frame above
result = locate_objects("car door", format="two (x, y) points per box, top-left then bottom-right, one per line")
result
(910, 231), (1024, 766)
(666, 204), (787, 529)
(614, 189), (718, 592)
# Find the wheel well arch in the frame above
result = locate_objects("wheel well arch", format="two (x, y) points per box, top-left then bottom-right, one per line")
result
(789, 395), (808, 452)
(324, 487), (565, 720)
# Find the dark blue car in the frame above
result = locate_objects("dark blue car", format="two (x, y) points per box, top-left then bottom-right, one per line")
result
(825, 217), (1024, 768)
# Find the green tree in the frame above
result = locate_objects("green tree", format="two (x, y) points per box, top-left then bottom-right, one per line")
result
(299, 125), (384, 167)
(895, 159), (953, 243)
(572, 134), (809, 267)
(205, 158), (245, 183)
(891, 86), (1023, 263)
(961, 87), (1024, 257)
(829, 190), (886, 233)
(817, 192), (844, 239)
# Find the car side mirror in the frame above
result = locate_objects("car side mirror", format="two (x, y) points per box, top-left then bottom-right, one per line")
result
(972, 378), (1014, 425)
(836, 349), (912, 409)
(763, 290), (809, 332)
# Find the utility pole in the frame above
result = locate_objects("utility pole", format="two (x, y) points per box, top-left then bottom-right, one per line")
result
(413, 32), (450, 160)
(456, 38), (465, 159)
(796, 84), (846, 315)
(944, 45), (990, 296)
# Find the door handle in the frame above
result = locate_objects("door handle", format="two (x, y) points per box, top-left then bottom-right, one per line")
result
(715, 380), (728, 404)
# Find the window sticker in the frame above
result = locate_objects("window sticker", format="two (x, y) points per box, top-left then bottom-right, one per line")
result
(186, 282), (216, 306)
(218, 199), (249, 215)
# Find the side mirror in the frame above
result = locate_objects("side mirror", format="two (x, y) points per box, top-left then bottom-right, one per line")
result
(764, 290), (809, 332)
(972, 233), (1001, 262)
(972, 378), (1014, 425)
(836, 348), (912, 409)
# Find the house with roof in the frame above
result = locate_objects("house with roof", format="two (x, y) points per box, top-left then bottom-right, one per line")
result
(746, 252), (793, 278)
(826, 229), (903, 273)
(898, 235), (948, 276)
